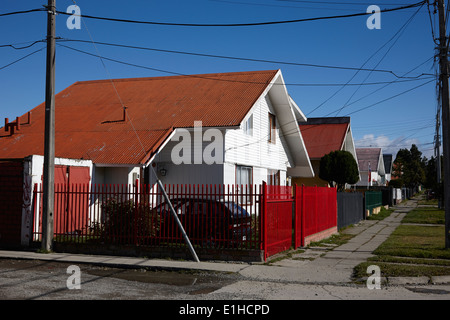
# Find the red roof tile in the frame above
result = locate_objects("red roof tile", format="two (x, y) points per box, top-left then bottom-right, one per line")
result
(299, 123), (349, 159)
(0, 70), (278, 164)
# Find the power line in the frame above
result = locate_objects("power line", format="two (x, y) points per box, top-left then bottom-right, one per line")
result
(0, 8), (45, 17)
(56, 43), (434, 87)
(0, 39), (45, 50)
(57, 38), (433, 79)
(54, 1), (426, 27)
(56, 42), (436, 153)
(333, 57), (434, 111)
(277, 0), (415, 5)
(333, 2), (424, 116)
(343, 79), (435, 116)
(0, 47), (45, 71)
(210, 0), (416, 12)
(307, 1), (425, 116)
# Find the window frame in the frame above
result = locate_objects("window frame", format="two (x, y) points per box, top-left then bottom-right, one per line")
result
(243, 114), (253, 136)
(268, 113), (276, 144)
(267, 169), (280, 186)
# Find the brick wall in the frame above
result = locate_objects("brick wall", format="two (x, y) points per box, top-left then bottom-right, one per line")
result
(0, 161), (24, 247)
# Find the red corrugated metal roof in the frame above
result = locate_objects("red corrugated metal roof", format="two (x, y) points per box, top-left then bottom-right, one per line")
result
(0, 70), (278, 164)
(356, 148), (381, 172)
(299, 123), (349, 159)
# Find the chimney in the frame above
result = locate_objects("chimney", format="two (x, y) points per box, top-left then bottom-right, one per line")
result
(4, 117), (21, 136)
(123, 107), (127, 122)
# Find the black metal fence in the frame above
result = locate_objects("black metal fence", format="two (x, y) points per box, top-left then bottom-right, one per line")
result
(337, 192), (364, 230)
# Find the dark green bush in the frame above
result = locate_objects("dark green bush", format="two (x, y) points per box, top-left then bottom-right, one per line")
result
(99, 198), (160, 244)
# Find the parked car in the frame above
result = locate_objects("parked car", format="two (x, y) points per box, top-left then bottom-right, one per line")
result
(152, 198), (252, 248)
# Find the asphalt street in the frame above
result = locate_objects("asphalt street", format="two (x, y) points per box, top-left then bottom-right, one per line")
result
(0, 196), (449, 303)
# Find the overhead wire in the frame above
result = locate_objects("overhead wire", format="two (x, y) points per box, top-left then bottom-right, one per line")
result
(53, 1), (426, 27)
(66, 0), (149, 161)
(330, 57), (434, 111)
(56, 43), (434, 87)
(333, 2), (424, 116)
(1, 3), (433, 157)
(0, 39), (46, 50)
(277, 1), (415, 6)
(0, 8), (45, 17)
(209, 0), (419, 12)
(307, 1), (426, 116)
(56, 41), (435, 154)
(0, 47), (46, 71)
(56, 38), (433, 80)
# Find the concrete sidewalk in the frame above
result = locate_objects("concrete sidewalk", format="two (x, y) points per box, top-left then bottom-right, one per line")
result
(0, 197), (448, 286)
(242, 201), (412, 284)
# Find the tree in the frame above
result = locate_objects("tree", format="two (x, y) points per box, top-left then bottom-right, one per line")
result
(393, 144), (426, 188)
(424, 155), (444, 201)
(319, 150), (359, 191)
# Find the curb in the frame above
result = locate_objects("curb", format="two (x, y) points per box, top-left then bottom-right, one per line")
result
(357, 276), (450, 286)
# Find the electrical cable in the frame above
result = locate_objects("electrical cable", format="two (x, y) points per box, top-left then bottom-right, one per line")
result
(57, 38), (433, 79)
(0, 40), (46, 50)
(277, 0), (415, 6)
(334, 2), (424, 116)
(307, 1), (425, 116)
(0, 47), (45, 71)
(56, 41), (435, 153)
(0, 8), (45, 17)
(54, 1), (426, 27)
(344, 79), (435, 116)
(56, 43), (434, 87)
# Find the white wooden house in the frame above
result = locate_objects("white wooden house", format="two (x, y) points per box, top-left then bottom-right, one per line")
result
(151, 70), (313, 188)
(0, 70), (314, 245)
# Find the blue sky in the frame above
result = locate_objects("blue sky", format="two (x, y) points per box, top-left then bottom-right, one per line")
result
(0, 0), (440, 158)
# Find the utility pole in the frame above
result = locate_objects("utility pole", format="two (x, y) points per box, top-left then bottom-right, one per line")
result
(435, 94), (442, 209)
(437, 0), (450, 248)
(42, 0), (56, 251)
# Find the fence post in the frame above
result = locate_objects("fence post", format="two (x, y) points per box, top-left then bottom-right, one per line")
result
(301, 184), (305, 247)
(262, 181), (267, 260)
(134, 179), (139, 246)
(293, 184), (297, 249)
(31, 183), (38, 241)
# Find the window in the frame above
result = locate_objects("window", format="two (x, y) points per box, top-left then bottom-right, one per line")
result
(267, 169), (280, 186)
(268, 113), (276, 144)
(236, 165), (253, 204)
(243, 114), (253, 136)
(236, 165), (252, 187)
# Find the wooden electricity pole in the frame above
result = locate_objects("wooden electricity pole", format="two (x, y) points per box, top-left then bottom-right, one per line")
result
(41, 0), (56, 251)
(437, 0), (450, 248)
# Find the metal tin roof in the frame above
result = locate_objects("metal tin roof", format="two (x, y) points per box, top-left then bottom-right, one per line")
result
(0, 70), (278, 165)
(355, 148), (383, 172)
(299, 121), (349, 159)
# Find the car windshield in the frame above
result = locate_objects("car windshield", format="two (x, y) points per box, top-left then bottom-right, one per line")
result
(224, 202), (250, 218)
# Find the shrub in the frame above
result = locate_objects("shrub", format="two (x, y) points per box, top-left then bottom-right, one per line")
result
(99, 198), (160, 244)
(319, 150), (359, 191)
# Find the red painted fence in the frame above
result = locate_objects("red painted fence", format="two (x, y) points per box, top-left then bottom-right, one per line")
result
(262, 184), (293, 259)
(32, 183), (262, 250)
(294, 185), (337, 248)
(32, 182), (337, 261)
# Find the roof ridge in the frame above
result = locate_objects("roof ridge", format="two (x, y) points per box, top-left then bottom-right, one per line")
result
(74, 69), (279, 85)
